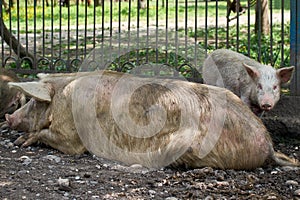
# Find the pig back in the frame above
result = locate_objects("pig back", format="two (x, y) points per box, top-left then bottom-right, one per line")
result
(173, 88), (273, 170)
(202, 49), (260, 97)
(67, 71), (272, 169)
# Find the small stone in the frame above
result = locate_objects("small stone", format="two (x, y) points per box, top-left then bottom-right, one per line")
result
(294, 189), (300, 196)
(90, 181), (98, 185)
(216, 181), (230, 187)
(57, 177), (70, 187)
(286, 180), (298, 186)
(6, 142), (14, 148)
(282, 166), (300, 171)
(266, 196), (277, 199)
(165, 197), (178, 200)
(19, 156), (30, 161)
(43, 155), (61, 163)
(95, 165), (101, 169)
(204, 196), (214, 200)
(149, 190), (156, 195)
(22, 158), (32, 166)
(270, 170), (278, 175)
(63, 192), (69, 197)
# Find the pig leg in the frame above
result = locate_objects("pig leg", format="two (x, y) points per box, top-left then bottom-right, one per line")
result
(15, 129), (85, 154)
(14, 132), (37, 146)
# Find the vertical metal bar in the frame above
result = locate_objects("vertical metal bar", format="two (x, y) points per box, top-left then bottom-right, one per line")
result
(215, 0), (218, 49)
(17, 0), (20, 67)
(50, 0), (54, 70)
(84, 0), (88, 59)
(93, 0), (96, 50)
(118, 0), (121, 69)
(101, 0), (105, 67)
(194, 0), (197, 71)
(76, 0), (79, 59)
(165, 0), (169, 64)
(236, 0), (239, 52)
(59, 1), (62, 61)
(226, 1), (229, 49)
(155, 0), (159, 73)
(109, 0), (113, 64)
(205, 0), (208, 55)
(67, 0), (71, 71)
(42, 0), (46, 59)
(1, 0), (4, 67)
(184, 0), (188, 59)
(257, 0), (261, 62)
(33, 0), (37, 69)
(145, 0), (149, 63)
(127, 0), (131, 62)
(25, 0), (28, 57)
(136, 0), (140, 66)
(280, 0), (284, 66)
(269, 0), (273, 65)
(247, 0), (251, 56)
(175, 0), (178, 72)
(290, 0), (300, 95)
(9, 0), (14, 58)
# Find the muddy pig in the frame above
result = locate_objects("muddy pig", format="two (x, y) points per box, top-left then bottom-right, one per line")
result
(0, 68), (26, 119)
(5, 70), (299, 170)
(202, 49), (294, 114)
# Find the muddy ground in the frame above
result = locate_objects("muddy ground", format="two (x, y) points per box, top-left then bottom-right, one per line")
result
(0, 96), (299, 200)
(0, 125), (299, 200)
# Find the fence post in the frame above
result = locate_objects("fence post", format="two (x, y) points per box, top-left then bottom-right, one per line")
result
(290, 0), (300, 96)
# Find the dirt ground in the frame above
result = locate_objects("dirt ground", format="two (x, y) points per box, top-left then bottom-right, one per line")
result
(0, 122), (299, 200)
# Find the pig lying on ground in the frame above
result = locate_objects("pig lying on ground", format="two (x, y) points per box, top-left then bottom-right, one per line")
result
(5, 70), (299, 170)
(202, 49), (294, 114)
(0, 68), (26, 119)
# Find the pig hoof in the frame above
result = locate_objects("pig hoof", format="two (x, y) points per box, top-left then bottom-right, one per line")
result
(22, 135), (39, 147)
(14, 134), (30, 146)
(14, 133), (39, 147)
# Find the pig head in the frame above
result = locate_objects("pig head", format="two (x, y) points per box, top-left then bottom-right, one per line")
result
(0, 68), (26, 118)
(243, 63), (294, 112)
(202, 49), (295, 114)
(5, 71), (299, 170)
(5, 75), (87, 155)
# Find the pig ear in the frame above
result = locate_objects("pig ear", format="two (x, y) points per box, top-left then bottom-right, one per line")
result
(277, 66), (295, 83)
(243, 63), (260, 79)
(37, 73), (50, 80)
(8, 82), (52, 102)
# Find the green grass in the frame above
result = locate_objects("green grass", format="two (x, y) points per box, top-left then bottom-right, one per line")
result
(2, 0), (291, 76)
(2, 1), (289, 30)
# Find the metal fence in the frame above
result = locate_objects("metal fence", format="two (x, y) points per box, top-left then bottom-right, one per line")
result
(0, 0), (299, 94)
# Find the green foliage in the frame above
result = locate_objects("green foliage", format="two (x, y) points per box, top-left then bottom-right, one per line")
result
(192, 23), (291, 68)
(3, 0), (291, 76)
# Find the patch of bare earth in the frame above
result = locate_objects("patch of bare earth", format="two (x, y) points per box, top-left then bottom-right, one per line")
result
(0, 123), (299, 200)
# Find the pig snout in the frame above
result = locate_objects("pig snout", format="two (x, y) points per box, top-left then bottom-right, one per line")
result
(261, 103), (272, 111)
(259, 96), (275, 111)
(5, 113), (20, 129)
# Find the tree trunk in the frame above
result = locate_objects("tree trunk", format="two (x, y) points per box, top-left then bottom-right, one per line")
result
(0, 17), (34, 62)
(255, 0), (270, 35)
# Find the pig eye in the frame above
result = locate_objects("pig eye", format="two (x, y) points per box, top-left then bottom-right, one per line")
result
(257, 84), (262, 90)
(273, 85), (278, 90)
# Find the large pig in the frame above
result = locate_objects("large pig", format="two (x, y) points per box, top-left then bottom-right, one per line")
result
(0, 68), (26, 119)
(5, 70), (299, 170)
(202, 49), (294, 114)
